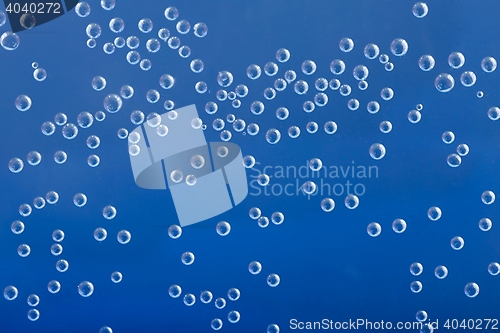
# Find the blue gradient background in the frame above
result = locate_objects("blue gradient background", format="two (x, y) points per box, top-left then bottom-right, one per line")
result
(1, 1), (499, 332)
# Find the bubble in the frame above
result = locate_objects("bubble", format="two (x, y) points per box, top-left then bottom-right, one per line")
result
(306, 121), (318, 134)
(1, 32), (20, 50)
(416, 55), (435, 71)
(284, 70), (297, 83)
(54, 150), (68, 164)
(86, 23), (102, 39)
(55, 259), (69, 272)
(126, 50), (141, 65)
(9, 157), (24, 173)
(87, 39), (96, 48)
(246, 64), (262, 80)
(200, 290), (213, 304)
(330, 59), (346, 75)
(32, 67), (47, 82)
(488, 107), (500, 121)
(264, 62), (279, 76)
(347, 99), (359, 110)
(460, 71), (476, 87)
(103, 205), (117, 220)
(113, 36), (125, 48)
(257, 174), (270, 186)
(228, 288), (240, 301)
(263, 87), (276, 100)
(174, 19), (190, 35)
(87, 155), (100, 167)
(108, 17), (125, 34)
(339, 84), (351, 96)
(450, 236), (465, 250)
(369, 143), (386, 160)
(117, 128), (128, 139)
(479, 218), (492, 231)
(47, 280), (61, 294)
(447, 154), (462, 167)
(488, 262), (500, 276)
(228, 311), (241, 324)
(390, 38), (409, 56)
(293, 80), (309, 95)
(321, 198), (335, 212)
(75, 2), (91, 17)
(167, 36), (180, 49)
(352, 65), (369, 81)
(481, 190), (495, 205)
(27, 294), (40, 307)
(247, 207), (262, 221)
(191, 22), (208, 37)
(364, 43), (380, 59)
(270, 212), (284, 225)
(416, 310), (428, 322)
(181, 251), (195, 265)
(379, 54), (389, 64)
(15, 94), (32, 112)
(477, 91), (484, 98)
(109, 271), (122, 283)
(384, 62), (394, 71)
(448, 52), (465, 69)
(11, 220), (25, 234)
(168, 285), (182, 298)
(303, 101), (315, 113)
(77, 281), (94, 297)
(164, 6), (179, 20)
(103, 94), (123, 113)
(345, 194), (360, 209)
(412, 2), (429, 18)
(50, 244), (63, 256)
(215, 298), (226, 309)
(164, 100), (175, 111)
(408, 110), (422, 123)
(178, 45), (191, 58)
(410, 262), (423, 276)
(248, 261), (262, 275)
(324, 121), (338, 134)
(117, 230), (131, 244)
(4, 286), (18, 300)
(464, 282), (479, 298)
(481, 56), (497, 73)
(263, 128), (281, 144)
(51, 230), (64, 243)
(159, 74), (175, 90)
(211, 318), (223, 330)
(339, 37), (354, 52)
(76, 112), (94, 129)
(27, 310), (40, 322)
(380, 87), (394, 100)
(33, 196), (45, 209)
(18, 244), (31, 257)
(288, 126), (301, 138)
(301, 181), (317, 195)
(217, 71), (233, 87)
(455, 143), (469, 157)
(213, 221), (231, 237)
(379, 121), (392, 133)
(392, 218), (407, 233)
(367, 222), (382, 237)
(94, 228), (107, 241)
(19, 203), (32, 217)
(170, 170), (184, 183)
(301, 60), (317, 75)
(410, 281), (423, 293)
(183, 294), (196, 306)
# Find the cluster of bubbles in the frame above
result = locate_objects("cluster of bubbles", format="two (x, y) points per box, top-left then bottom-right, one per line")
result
(248, 207), (285, 229)
(441, 131), (470, 168)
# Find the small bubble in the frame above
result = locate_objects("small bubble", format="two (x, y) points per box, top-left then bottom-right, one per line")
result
(330, 59), (346, 75)
(78, 281), (94, 297)
(410, 281), (423, 293)
(4, 286), (18, 300)
(200, 290), (213, 303)
(481, 56), (497, 73)
(94, 228), (107, 241)
(478, 218), (492, 232)
(488, 262), (500, 276)
(117, 230), (131, 244)
(442, 131), (455, 144)
(364, 43), (380, 59)
(47, 280), (61, 294)
(18, 244), (31, 257)
(321, 198), (335, 212)
(434, 265), (448, 279)
(450, 236), (464, 250)
(448, 52), (465, 69)
(216, 221), (231, 236)
(408, 110), (422, 123)
(193, 22), (208, 37)
(392, 218), (407, 233)
(410, 262), (423, 276)
(246, 64), (262, 80)
(183, 294), (196, 306)
(481, 190), (495, 205)
(111, 271), (123, 283)
(345, 194), (360, 209)
(1, 31), (21, 51)
(75, 2), (91, 17)
(103, 205), (117, 220)
(390, 38), (409, 56)
(369, 143), (386, 160)
(15, 94), (32, 111)
(447, 154), (461, 167)
(460, 71), (476, 87)
(8, 157), (24, 173)
(367, 222), (382, 237)
(464, 282), (479, 298)
(168, 284), (182, 298)
(339, 37), (354, 52)
(248, 261), (262, 275)
(412, 2), (428, 18)
(211, 318), (223, 330)
(276, 48), (290, 62)
(264, 62), (279, 76)
(228, 311), (241, 324)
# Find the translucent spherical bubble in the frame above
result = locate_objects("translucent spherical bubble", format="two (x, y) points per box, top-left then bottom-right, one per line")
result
(33, 67), (47, 81)
(212, 119), (225, 131)
(214, 90), (227, 103)
(126, 51), (141, 65)
(293, 80), (309, 95)
(339, 37), (354, 52)
(227, 310), (241, 324)
(418, 54), (435, 71)
(369, 143), (386, 160)
(181, 251), (195, 265)
(352, 65), (369, 81)
(363, 43), (380, 59)
(86, 23), (102, 39)
(91, 76), (107, 92)
(477, 91), (484, 98)
(257, 174), (270, 186)
(324, 121), (338, 134)
(248, 101), (264, 117)
(301, 60), (317, 75)
(51, 230), (65, 243)
(159, 74), (175, 89)
(320, 198), (335, 212)
(54, 150), (68, 164)
(167, 36), (181, 49)
(170, 170), (184, 183)
(85, 135), (101, 149)
(257, 215), (270, 228)
(215, 221), (231, 236)
(163, 100), (175, 112)
(87, 38), (96, 48)
(231, 119), (244, 132)
(0, 11), (5, 27)
(168, 284), (182, 298)
(211, 318), (223, 330)
(448, 52), (465, 69)
(366, 222), (381, 237)
(314, 93), (329, 107)
(103, 205), (117, 220)
(380, 87), (394, 100)
(164, 225), (183, 241)
(408, 110), (422, 123)
(174, 19), (190, 35)
(264, 128), (281, 144)
(0, 31), (21, 50)
(189, 21), (208, 38)
(26, 308), (39, 322)
(99, 326), (113, 333)
(450, 236), (465, 250)
(27, 293), (40, 307)
(441, 131), (455, 144)
(464, 282), (479, 298)
(113, 36), (125, 48)
(284, 70), (297, 84)
(75, 1), (92, 17)
(274, 48), (291, 63)
(87, 155), (100, 168)
(246, 64), (262, 80)
(77, 111), (94, 129)
(190, 59), (204, 74)
(50, 243), (63, 256)
(481, 56), (497, 73)
(196, 290), (213, 304)
(339, 84), (352, 96)
(330, 59), (346, 75)
(447, 154), (462, 167)
(481, 190), (495, 205)
(390, 38), (409, 56)
(108, 17), (124, 34)
(217, 71), (234, 88)
(117, 230), (131, 244)
(136, 18), (153, 33)
(77, 281), (94, 297)
(72, 193), (87, 208)
(415, 310), (428, 323)
(249, 207), (262, 220)
(183, 294), (196, 306)
(392, 218), (407, 233)
(15, 94), (32, 112)
(33, 196), (46, 209)
(117, 128), (128, 139)
(103, 94), (123, 113)
(487, 106), (500, 121)
(8, 157), (24, 173)
(287, 125), (300, 139)
(93, 111), (105, 122)
(266, 324), (281, 333)
(144, 38), (161, 54)
(227, 288), (241, 301)
(460, 71), (476, 87)
(178, 45), (191, 58)
(19, 203), (32, 217)
(306, 121), (318, 134)
(412, 2), (429, 18)
(455, 143), (469, 157)
(56, 259), (69, 273)
(347, 99), (360, 111)
(109, 271), (123, 283)
(4, 286), (18, 300)
(26, 151), (41, 166)
(488, 262), (500, 276)
(11, 220), (25, 235)
(479, 218), (492, 231)
(301, 181), (317, 195)
(425, 206), (442, 222)
(145, 90), (160, 104)
(409, 262), (423, 276)
(379, 121), (392, 133)
(359, 80), (369, 90)
(245, 123), (259, 136)
(263, 87), (276, 100)
(271, 212), (284, 225)
(61, 123), (79, 139)
(47, 280), (61, 294)
(379, 54), (389, 64)
(18, 244), (31, 257)
(93, 227), (107, 242)
(301, 101), (314, 113)
(307, 158), (323, 172)
(410, 281), (423, 293)
(345, 194), (360, 209)
(264, 62), (279, 76)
